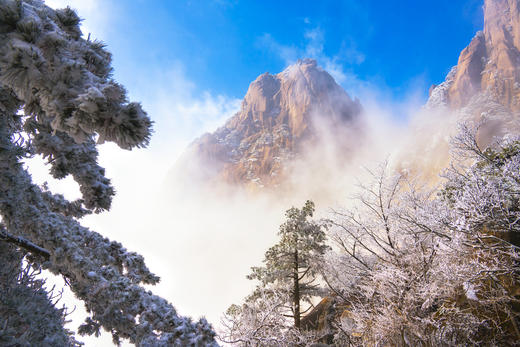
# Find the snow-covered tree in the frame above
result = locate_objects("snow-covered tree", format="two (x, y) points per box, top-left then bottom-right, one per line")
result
(0, 0), (217, 345)
(0, 242), (78, 346)
(248, 200), (329, 329)
(221, 288), (308, 346)
(221, 201), (329, 346)
(325, 125), (520, 345)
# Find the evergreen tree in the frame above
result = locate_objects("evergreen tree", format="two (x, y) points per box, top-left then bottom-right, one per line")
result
(0, 0), (217, 345)
(248, 200), (329, 329)
(221, 200), (329, 346)
(221, 201), (329, 345)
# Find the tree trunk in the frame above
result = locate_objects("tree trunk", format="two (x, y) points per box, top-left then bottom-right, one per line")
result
(293, 249), (300, 329)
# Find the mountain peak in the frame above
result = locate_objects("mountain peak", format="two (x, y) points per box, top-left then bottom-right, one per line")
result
(296, 58), (318, 66)
(175, 60), (362, 190)
(280, 58), (318, 76)
(279, 59), (337, 92)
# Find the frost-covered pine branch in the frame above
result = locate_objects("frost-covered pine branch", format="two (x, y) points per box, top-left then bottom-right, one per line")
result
(0, 224), (50, 259)
(0, 243), (79, 346)
(0, 1), (217, 345)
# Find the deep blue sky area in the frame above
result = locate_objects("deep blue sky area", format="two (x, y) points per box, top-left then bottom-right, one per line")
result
(97, 0), (484, 102)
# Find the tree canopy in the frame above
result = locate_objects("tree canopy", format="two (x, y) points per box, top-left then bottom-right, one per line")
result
(324, 124), (520, 345)
(248, 200), (329, 328)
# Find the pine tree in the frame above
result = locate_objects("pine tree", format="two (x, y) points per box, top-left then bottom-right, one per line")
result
(0, 0), (217, 345)
(247, 200), (329, 329)
(221, 201), (329, 346)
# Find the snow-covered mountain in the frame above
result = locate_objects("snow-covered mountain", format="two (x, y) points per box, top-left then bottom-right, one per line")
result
(174, 59), (362, 190)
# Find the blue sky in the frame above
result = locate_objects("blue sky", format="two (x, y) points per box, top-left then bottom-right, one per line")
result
(45, 0), (486, 144)
(96, 0), (484, 101)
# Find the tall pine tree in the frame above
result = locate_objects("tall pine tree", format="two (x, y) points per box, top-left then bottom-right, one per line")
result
(248, 200), (329, 329)
(221, 201), (330, 345)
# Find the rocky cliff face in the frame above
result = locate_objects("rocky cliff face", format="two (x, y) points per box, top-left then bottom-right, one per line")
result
(178, 59), (361, 190)
(428, 0), (520, 112)
(404, 0), (520, 183)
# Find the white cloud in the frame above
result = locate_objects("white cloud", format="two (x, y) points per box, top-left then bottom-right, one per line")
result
(126, 62), (241, 162)
(258, 33), (300, 66)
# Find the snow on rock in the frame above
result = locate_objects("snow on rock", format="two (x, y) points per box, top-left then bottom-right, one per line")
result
(174, 59), (362, 191)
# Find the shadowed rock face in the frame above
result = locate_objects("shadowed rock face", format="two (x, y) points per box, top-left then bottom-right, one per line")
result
(178, 59), (362, 190)
(430, 0), (520, 111)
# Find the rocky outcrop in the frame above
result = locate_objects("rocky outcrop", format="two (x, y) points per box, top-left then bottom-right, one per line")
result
(414, 0), (520, 183)
(300, 297), (337, 345)
(429, 0), (520, 111)
(177, 59), (362, 190)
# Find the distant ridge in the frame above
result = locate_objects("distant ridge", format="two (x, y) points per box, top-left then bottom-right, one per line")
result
(402, 0), (520, 182)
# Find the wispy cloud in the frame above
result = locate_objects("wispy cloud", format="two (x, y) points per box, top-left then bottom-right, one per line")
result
(305, 29), (349, 84)
(127, 61), (241, 160)
(258, 33), (300, 65)
(258, 26), (367, 94)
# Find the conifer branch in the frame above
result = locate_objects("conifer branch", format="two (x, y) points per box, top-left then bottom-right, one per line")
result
(0, 227), (50, 260)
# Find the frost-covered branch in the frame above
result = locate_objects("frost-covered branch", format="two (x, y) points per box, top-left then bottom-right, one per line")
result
(0, 1), (217, 345)
(324, 130), (520, 345)
(0, 225), (50, 259)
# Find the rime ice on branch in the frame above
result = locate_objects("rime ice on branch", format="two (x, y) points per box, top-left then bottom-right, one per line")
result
(324, 124), (520, 345)
(0, 0), (217, 345)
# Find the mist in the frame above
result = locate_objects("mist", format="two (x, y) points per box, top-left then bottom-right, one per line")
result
(157, 82), (463, 331)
